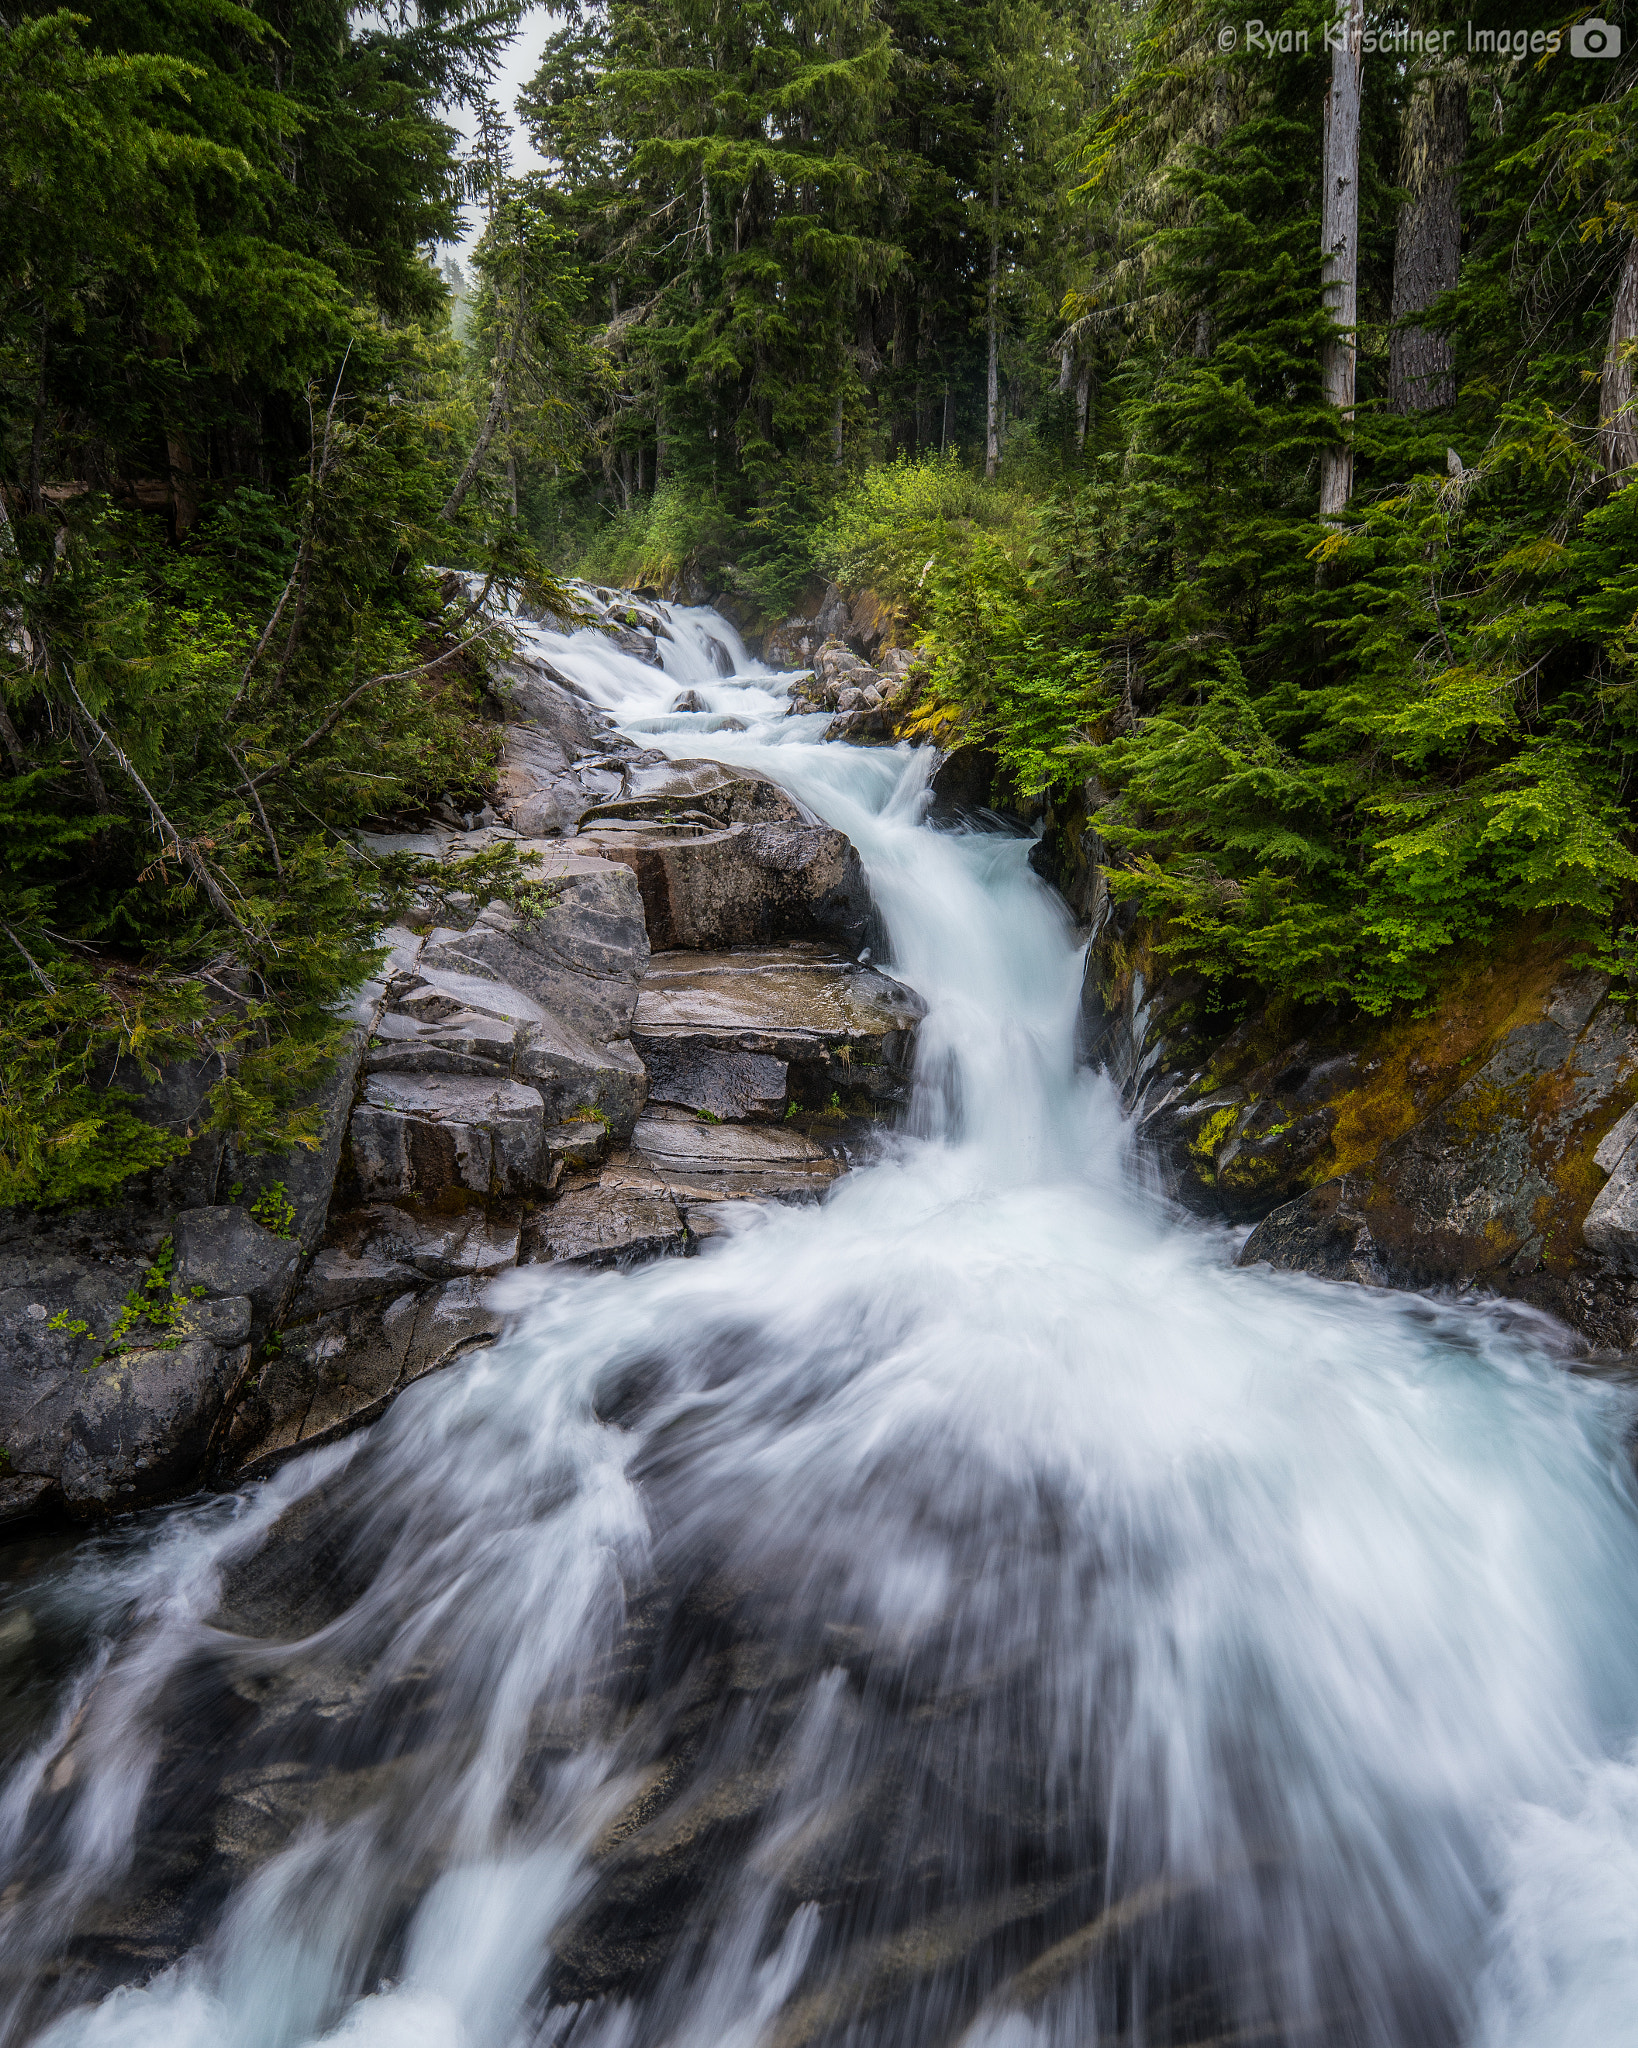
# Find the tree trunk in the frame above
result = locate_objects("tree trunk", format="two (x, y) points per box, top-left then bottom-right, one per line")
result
(656, 408), (668, 487)
(986, 125), (1002, 481)
(1075, 365), (1092, 451)
(1601, 235), (1638, 473)
(1389, 69), (1467, 412)
(833, 388), (845, 469)
(441, 314), (521, 524)
(985, 233), (1001, 479)
(943, 382), (953, 454)
(1319, 0), (1365, 518)
(27, 328), (48, 515)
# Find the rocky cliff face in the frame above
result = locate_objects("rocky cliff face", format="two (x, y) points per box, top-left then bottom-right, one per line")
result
(0, 633), (924, 1528)
(1036, 788), (1638, 1351)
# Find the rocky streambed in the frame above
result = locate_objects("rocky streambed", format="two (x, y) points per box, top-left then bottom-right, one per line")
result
(0, 607), (924, 1530)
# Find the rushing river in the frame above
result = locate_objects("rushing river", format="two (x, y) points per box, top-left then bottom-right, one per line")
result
(4, 599), (1638, 2046)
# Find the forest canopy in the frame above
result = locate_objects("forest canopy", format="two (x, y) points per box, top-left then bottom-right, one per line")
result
(2, 0), (1636, 1203)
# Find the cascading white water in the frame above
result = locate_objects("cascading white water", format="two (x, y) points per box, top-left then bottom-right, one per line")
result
(6, 599), (1638, 2048)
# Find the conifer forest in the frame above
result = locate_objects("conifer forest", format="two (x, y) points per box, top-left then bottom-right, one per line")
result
(2, 0), (1636, 1203)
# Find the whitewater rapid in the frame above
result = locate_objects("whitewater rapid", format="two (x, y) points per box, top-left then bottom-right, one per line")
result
(3, 597), (1638, 2047)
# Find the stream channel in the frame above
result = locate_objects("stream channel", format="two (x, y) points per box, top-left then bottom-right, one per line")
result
(3, 601), (1638, 2047)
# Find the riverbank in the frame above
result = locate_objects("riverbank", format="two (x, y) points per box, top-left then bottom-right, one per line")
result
(4, 637), (1638, 2047)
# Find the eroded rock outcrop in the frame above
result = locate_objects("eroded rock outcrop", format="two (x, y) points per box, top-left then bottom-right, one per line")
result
(0, 609), (931, 1522)
(1046, 777), (1638, 1344)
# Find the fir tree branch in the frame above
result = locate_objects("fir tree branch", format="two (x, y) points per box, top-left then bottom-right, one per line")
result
(247, 622), (506, 791)
(67, 683), (260, 943)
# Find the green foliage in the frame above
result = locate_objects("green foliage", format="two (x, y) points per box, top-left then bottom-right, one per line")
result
(248, 1181), (296, 1239)
(0, 0), (573, 1210)
(97, 1237), (204, 1360)
(814, 455), (1038, 616)
(914, 0), (1638, 1018)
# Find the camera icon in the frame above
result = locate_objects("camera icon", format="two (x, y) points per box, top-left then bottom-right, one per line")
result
(1569, 15), (1621, 54)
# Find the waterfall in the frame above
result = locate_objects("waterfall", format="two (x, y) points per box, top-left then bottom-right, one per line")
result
(5, 598), (1638, 2048)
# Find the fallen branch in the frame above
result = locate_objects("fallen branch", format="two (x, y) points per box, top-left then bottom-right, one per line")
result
(68, 684), (260, 943)
(227, 343), (352, 717)
(441, 319), (522, 523)
(248, 621), (507, 791)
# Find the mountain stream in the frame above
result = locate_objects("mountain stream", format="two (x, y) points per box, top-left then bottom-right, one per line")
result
(2, 598), (1638, 2047)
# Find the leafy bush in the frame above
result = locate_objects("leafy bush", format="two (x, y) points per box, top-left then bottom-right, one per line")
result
(813, 456), (1038, 621)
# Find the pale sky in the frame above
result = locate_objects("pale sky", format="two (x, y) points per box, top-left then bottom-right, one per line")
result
(444, 9), (560, 257)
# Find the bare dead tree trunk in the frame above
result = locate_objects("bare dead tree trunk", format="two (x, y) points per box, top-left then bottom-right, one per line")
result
(27, 328), (48, 515)
(1319, 0), (1365, 519)
(1601, 235), (1638, 473)
(442, 316), (521, 524)
(986, 118), (1002, 481)
(1389, 67), (1467, 413)
(1075, 365), (1092, 450)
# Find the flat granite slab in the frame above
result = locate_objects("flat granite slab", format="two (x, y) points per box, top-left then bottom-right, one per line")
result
(633, 944), (924, 1050)
(630, 1110), (841, 1202)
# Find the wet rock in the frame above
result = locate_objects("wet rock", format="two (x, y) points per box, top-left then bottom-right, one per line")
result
(230, 1277), (505, 1478)
(60, 1338), (251, 1511)
(531, 1167), (689, 1268)
(929, 742), (1001, 814)
(584, 824), (872, 954)
(1236, 1178), (1385, 1285)
(671, 689), (708, 713)
(609, 625), (660, 665)
(173, 1205), (302, 1337)
(350, 1074), (548, 1199)
(642, 1043), (789, 1122)
(823, 705), (889, 744)
(631, 1110), (841, 1203)
(632, 945), (924, 1111)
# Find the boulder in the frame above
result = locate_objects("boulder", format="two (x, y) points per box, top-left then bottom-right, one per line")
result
(631, 945), (924, 1110)
(173, 1204), (303, 1336)
(671, 689), (707, 713)
(1236, 1178), (1385, 1286)
(579, 757), (806, 831)
(532, 1168), (689, 1268)
(0, 1200), (300, 1525)
(349, 1074), (548, 1199)
(583, 823), (871, 954)
(59, 1338), (251, 1512)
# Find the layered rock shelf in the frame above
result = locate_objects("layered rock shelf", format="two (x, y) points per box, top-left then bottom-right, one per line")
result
(0, 632), (925, 1526)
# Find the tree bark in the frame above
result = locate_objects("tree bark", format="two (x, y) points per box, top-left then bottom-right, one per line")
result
(1389, 69), (1467, 413)
(1601, 234), (1638, 474)
(985, 249), (1001, 477)
(1319, 0), (1365, 518)
(986, 136), (1002, 481)
(1075, 365), (1092, 451)
(441, 312), (521, 523)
